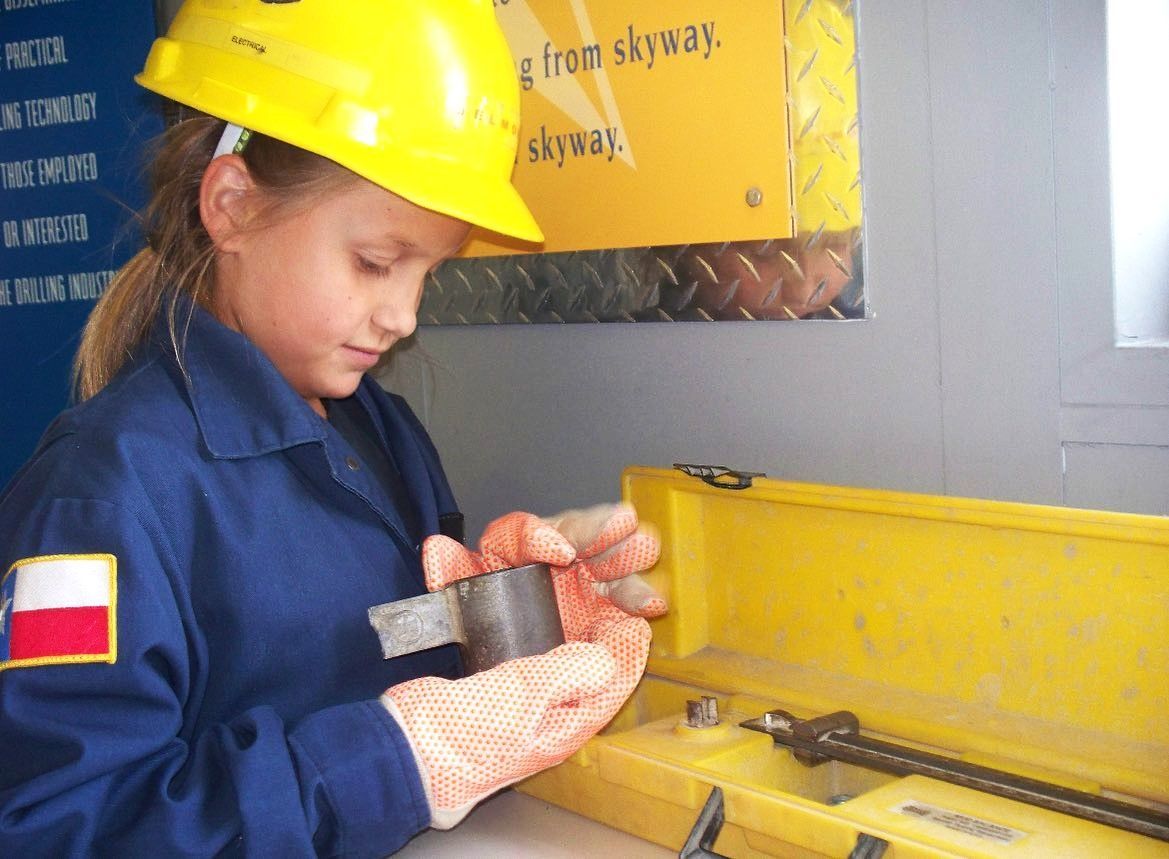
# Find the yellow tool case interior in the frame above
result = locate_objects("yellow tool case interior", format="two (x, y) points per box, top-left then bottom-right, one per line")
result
(518, 466), (1169, 857)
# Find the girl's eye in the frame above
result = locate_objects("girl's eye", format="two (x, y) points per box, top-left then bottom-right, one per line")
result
(356, 255), (393, 278)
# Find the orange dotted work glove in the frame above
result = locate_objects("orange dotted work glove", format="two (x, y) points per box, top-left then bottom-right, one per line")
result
(422, 503), (667, 635)
(382, 611), (650, 828)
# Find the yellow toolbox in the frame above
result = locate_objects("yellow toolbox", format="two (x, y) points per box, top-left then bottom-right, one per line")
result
(518, 465), (1169, 857)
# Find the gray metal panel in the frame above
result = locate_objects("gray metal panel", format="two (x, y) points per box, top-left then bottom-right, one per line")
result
(1063, 443), (1169, 517)
(927, 0), (1064, 504)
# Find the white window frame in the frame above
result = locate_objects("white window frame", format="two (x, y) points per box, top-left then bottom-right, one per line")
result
(1052, 2), (1169, 419)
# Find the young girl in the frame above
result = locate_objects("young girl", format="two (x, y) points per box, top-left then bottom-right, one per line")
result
(0, 1), (664, 855)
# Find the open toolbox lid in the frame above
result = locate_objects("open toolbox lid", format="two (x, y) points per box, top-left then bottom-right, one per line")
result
(519, 466), (1169, 857)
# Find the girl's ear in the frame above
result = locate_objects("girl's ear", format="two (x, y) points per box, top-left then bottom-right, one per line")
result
(200, 154), (256, 252)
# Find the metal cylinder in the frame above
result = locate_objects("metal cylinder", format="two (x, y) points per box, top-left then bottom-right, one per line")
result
(451, 563), (564, 672)
(368, 563), (565, 674)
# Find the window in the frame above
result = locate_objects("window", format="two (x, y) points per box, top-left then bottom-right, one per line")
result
(1107, 1), (1169, 346)
(1052, 1), (1169, 409)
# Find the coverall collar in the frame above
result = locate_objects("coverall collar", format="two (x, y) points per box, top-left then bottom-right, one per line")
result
(159, 302), (327, 459)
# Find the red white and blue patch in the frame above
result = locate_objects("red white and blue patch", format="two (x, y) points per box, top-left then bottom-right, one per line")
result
(0, 554), (117, 671)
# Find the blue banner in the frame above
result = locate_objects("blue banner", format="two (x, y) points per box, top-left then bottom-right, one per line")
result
(0, 0), (163, 486)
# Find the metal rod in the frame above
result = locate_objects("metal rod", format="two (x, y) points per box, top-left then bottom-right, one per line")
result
(741, 711), (1169, 843)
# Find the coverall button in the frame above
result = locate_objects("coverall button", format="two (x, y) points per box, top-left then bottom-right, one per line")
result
(345, 456), (360, 471)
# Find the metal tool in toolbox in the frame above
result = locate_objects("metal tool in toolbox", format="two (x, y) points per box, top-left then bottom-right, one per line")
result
(518, 465), (1169, 858)
(681, 701), (1169, 856)
(738, 708), (1169, 843)
(368, 562), (564, 674)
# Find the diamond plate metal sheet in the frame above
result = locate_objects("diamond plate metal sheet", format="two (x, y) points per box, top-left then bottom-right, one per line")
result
(422, 0), (864, 325)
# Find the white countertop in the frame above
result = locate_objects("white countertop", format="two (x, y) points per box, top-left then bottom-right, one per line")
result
(396, 790), (675, 857)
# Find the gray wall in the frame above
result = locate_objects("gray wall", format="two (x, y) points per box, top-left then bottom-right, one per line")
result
(381, 0), (1169, 540)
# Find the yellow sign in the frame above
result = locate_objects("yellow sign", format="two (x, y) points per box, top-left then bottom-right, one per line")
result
(464, 0), (794, 257)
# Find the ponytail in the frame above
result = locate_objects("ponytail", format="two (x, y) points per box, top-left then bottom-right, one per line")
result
(74, 117), (220, 400)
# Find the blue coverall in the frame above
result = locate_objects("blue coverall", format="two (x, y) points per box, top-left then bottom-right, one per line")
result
(0, 304), (461, 856)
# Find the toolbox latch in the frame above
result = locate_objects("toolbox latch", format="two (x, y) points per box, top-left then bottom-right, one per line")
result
(673, 463), (765, 490)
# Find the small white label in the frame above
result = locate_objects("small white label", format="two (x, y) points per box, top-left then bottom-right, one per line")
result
(891, 799), (1028, 845)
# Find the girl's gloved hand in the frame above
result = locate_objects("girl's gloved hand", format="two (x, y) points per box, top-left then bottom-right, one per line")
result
(382, 611), (649, 828)
(383, 504), (664, 828)
(422, 503), (667, 634)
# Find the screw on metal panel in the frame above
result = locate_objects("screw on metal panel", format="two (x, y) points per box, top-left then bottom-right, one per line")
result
(745, 187), (764, 207)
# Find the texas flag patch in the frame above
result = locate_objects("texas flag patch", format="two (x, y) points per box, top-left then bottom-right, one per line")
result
(0, 554), (117, 671)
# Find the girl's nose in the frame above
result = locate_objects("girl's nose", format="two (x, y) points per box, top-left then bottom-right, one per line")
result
(372, 279), (422, 339)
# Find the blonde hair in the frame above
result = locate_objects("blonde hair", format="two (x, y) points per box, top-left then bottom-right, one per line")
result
(73, 114), (359, 400)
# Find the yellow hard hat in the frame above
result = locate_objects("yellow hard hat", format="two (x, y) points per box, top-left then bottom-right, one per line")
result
(136, 0), (543, 243)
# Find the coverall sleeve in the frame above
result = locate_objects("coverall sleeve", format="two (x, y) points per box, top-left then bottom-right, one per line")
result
(0, 495), (430, 858)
